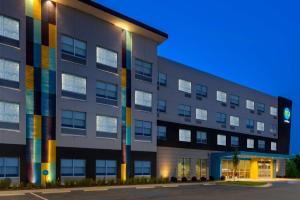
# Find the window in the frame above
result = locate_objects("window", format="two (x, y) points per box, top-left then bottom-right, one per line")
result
(230, 116), (239, 127)
(196, 131), (207, 144)
(0, 101), (19, 130)
(157, 100), (166, 113)
(217, 135), (226, 146)
(247, 139), (254, 149)
(257, 103), (265, 113)
(134, 90), (152, 111)
(96, 160), (117, 177)
(270, 107), (278, 117)
(61, 110), (86, 130)
(257, 122), (265, 132)
(230, 95), (239, 106)
(196, 159), (208, 179)
(196, 108), (207, 121)
(96, 47), (118, 71)
(216, 91), (227, 103)
(178, 158), (191, 178)
(179, 129), (191, 142)
(0, 15), (19, 42)
(96, 115), (118, 137)
(246, 100), (255, 110)
(96, 81), (118, 106)
(178, 79), (191, 94)
(134, 161), (151, 176)
(270, 124), (277, 134)
(61, 35), (86, 60)
(61, 159), (85, 177)
(135, 59), (152, 82)
(0, 157), (19, 178)
(258, 140), (265, 149)
(178, 104), (191, 117)
(62, 73), (86, 99)
(0, 58), (19, 87)
(135, 120), (152, 140)
(271, 142), (277, 151)
(157, 126), (166, 140)
(196, 84), (207, 97)
(158, 72), (167, 86)
(216, 112), (226, 124)
(246, 119), (254, 129)
(231, 136), (239, 147)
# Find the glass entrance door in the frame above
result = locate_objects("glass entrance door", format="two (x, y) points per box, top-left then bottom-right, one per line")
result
(258, 161), (271, 178)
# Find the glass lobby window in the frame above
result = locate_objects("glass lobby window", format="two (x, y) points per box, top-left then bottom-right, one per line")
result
(134, 161), (151, 176)
(179, 129), (191, 142)
(0, 58), (19, 82)
(196, 159), (208, 179)
(157, 100), (166, 113)
(217, 134), (226, 146)
(196, 84), (207, 97)
(61, 159), (86, 177)
(231, 136), (239, 147)
(157, 126), (167, 140)
(230, 95), (239, 106)
(230, 116), (239, 127)
(96, 47), (118, 69)
(135, 120), (152, 138)
(61, 110), (86, 130)
(61, 35), (86, 59)
(0, 15), (19, 41)
(96, 160), (117, 177)
(246, 100), (255, 110)
(96, 115), (117, 134)
(62, 73), (86, 95)
(177, 158), (191, 178)
(247, 139), (254, 149)
(257, 122), (265, 132)
(258, 140), (265, 149)
(135, 59), (152, 82)
(222, 160), (250, 179)
(246, 119), (254, 129)
(0, 157), (19, 178)
(178, 104), (191, 117)
(196, 131), (207, 144)
(216, 112), (226, 124)
(158, 72), (167, 86)
(0, 101), (19, 130)
(134, 90), (152, 111)
(216, 91), (227, 103)
(271, 142), (277, 151)
(178, 79), (191, 94)
(196, 108), (207, 121)
(270, 106), (278, 117)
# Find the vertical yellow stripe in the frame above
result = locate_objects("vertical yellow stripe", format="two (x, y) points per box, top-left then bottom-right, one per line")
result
(48, 140), (56, 163)
(33, 0), (41, 20)
(121, 164), (127, 182)
(49, 24), (57, 48)
(42, 45), (49, 69)
(126, 108), (131, 126)
(121, 69), (127, 87)
(33, 115), (42, 139)
(26, 65), (34, 90)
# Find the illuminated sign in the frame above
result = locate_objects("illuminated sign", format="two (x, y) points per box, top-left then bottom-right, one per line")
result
(284, 107), (291, 124)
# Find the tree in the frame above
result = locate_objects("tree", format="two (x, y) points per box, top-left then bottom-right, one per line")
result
(232, 150), (240, 181)
(286, 159), (299, 178)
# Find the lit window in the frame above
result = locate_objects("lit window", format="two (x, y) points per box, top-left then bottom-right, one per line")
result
(0, 101), (19, 130)
(0, 15), (19, 41)
(216, 91), (227, 103)
(0, 58), (19, 84)
(96, 47), (118, 69)
(134, 90), (152, 110)
(62, 73), (86, 97)
(157, 126), (166, 140)
(230, 116), (239, 127)
(96, 160), (117, 176)
(247, 139), (254, 149)
(216, 112), (226, 124)
(217, 135), (226, 146)
(178, 104), (191, 117)
(196, 108), (207, 121)
(196, 131), (207, 144)
(178, 79), (191, 94)
(134, 161), (151, 176)
(158, 72), (167, 86)
(0, 157), (19, 178)
(61, 159), (85, 177)
(179, 129), (191, 142)
(231, 136), (239, 147)
(258, 140), (265, 149)
(61, 110), (86, 130)
(271, 142), (277, 151)
(246, 100), (255, 110)
(257, 122), (265, 132)
(270, 106), (278, 116)
(196, 84), (207, 97)
(96, 115), (118, 134)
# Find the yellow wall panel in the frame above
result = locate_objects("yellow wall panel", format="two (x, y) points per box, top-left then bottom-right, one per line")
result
(48, 140), (56, 163)
(49, 24), (57, 48)
(250, 159), (258, 179)
(33, 115), (42, 139)
(126, 108), (131, 126)
(121, 164), (126, 182)
(33, 0), (41, 20)
(26, 65), (34, 90)
(121, 69), (127, 87)
(42, 45), (49, 69)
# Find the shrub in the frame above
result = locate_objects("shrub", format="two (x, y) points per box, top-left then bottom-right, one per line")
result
(220, 176), (225, 181)
(181, 177), (187, 182)
(191, 176), (197, 182)
(286, 159), (300, 178)
(200, 177), (207, 182)
(170, 177), (177, 183)
(0, 178), (11, 189)
(209, 176), (215, 181)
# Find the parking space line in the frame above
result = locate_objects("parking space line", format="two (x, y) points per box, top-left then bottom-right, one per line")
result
(84, 188), (109, 192)
(41, 190), (71, 194)
(29, 192), (48, 200)
(0, 193), (25, 197)
(136, 186), (156, 189)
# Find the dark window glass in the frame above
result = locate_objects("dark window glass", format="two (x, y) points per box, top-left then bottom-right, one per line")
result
(135, 59), (152, 80)
(196, 84), (208, 97)
(196, 131), (207, 144)
(134, 161), (151, 176)
(246, 119), (254, 129)
(231, 136), (239, 147)
(230, 95), (239, 106)
(257, 103), (265, 113)
(178, 104), (191, 117)
(61, 110), (86, 129)
(216, 112), (227, 124)
(258, 140), (265, 149)
(96, 160), (117, 176)
(157, 100), (166, 113)
(61, 35), (86, 59)
(158, 72), (167, 86)
(157, 126), (167, 140)
(135, 120), (152, 137)
(96, 81), (118, 100)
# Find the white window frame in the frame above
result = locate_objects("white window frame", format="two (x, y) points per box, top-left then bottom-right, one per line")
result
(216, 91), (227, 103)
(96, 46), (118, 69)
(179, 129), (191, 142)
(247, 139), (254, 149)
(246, 100), (255, 110)
(217, 134), (226, 146)
(196, 108), (207, 121)
(270, 106), (278, 117)
(134, 90), (152, 108)
(271, 142), (277, 151)
(61, 73), (86, 95)
(230, 116), (239, 127)
(0, 101), (19, 124)
(178, 79), (191, 94)
(96, 115), (118, 134)
(257, 122), (265, 132)
(0, 15), (19, 41)
(0, 58), (19, 82)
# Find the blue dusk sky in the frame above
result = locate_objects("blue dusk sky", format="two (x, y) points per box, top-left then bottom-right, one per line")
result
(96, 0), (300, 154)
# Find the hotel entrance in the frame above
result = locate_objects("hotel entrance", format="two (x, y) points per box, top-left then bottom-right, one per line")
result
(258, 160), (271, 178)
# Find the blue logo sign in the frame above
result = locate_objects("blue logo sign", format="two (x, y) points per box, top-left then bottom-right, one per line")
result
(284, 107), (291, 123)
(43, 170), (49, 176)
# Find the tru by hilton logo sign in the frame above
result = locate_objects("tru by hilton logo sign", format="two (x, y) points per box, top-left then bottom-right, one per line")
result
(284, 107), (291, 124)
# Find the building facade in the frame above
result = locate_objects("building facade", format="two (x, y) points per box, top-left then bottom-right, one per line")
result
(0, 0), (292, 185)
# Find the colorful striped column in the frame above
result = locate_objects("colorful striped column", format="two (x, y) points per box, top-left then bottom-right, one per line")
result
(25, 0), (57, 185)
(121, 30), (132, 181)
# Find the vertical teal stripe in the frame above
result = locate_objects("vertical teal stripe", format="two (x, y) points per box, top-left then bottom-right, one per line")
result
(34, 19), (41, 45)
